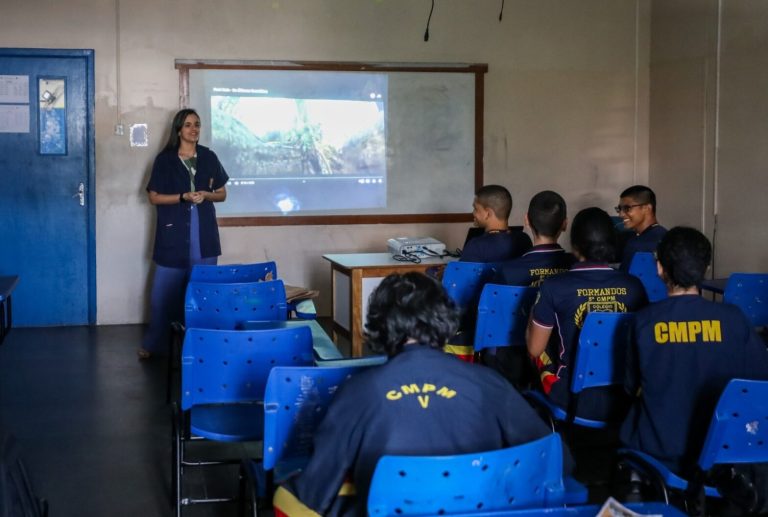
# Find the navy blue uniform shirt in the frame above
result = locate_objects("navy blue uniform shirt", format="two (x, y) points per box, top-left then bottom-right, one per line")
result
(620, 295), (768, 474)
(497, 244), (576, 287)
(460, 229), (532, 263)
(146, 145), (229, 268)
(620, 224), (667, 271)
(281, 345), (567, 516)
(531, 263), (648, 420)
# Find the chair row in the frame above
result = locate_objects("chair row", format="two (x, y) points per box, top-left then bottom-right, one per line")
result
(172, 326), (382, 516)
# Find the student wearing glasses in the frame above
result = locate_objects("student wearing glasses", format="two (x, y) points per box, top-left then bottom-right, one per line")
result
(615, 185), (667, 271)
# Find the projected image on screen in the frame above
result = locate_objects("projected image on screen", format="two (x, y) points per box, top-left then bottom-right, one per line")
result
(206, 75), (386, 216)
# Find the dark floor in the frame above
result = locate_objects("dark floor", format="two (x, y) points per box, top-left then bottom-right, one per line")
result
(0, 324), (261, 517)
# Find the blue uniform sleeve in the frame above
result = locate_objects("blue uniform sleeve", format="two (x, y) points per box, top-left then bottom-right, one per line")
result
(531, 281), (556, 328)
(146, 153), (170, 193)
(280, 381), (366, 515)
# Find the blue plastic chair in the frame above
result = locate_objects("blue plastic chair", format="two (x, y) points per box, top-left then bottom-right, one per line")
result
(723, 273), (768, 328)
(190, 261), (278, 283)
(442, 262), (498, 314)
(367, 433), (579, 515)
(620, 379), (768, 510)
(527, 312), (634, 429)
(185, 279), (288, 330)
(628, 252), (667, 303)
(172, 326), (313, 516)
(239, 363), (377, 515)
(473, 284), (537, 352)
(166, 279), (290, 403)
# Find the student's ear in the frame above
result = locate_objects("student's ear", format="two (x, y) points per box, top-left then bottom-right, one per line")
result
(656, 260), (666, 282)
(561, 217), (568, 233)
(524, 213), (531, 230)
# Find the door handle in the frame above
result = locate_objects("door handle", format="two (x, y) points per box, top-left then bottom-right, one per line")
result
(72, 182), (85, 207)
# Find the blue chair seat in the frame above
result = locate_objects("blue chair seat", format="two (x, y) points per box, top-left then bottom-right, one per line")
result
(618, 449), (720, 497)
(525, 391), (612, 430)
(619, 378), (768, 509)
(189, 404), (264, 443)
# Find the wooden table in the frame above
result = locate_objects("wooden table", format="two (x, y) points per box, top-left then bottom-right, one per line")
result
(0, 275), (19, 346)
(323, 253), (454, 357)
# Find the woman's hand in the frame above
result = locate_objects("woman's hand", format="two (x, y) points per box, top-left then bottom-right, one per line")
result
(188, 191), (205, 204)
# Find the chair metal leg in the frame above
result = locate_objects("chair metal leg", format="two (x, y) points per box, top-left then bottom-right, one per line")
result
(172, 403), (182, 517)
(166, 325), (182, 404)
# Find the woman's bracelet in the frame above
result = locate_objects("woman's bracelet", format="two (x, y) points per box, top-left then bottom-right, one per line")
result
(179, 192), (184, 203)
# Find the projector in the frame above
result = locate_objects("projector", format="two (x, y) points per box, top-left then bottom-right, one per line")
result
(387, 237), (446, 257)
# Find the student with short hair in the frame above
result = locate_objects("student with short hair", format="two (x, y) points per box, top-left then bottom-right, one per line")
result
(527, 207), (647, 421)
(498, 190), (575, 287)
(620, 227), (768, 475)
(274, 273), (565, 517)
(487, 191), (576, 386)
(616, 185), (667, 271)
(460, 185), (532, 263)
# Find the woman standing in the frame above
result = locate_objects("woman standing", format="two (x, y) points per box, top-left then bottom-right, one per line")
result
(138, 109), (229, 359)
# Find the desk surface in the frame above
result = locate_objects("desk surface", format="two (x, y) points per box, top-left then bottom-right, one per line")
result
(0, 276), (19, 302)
(241, 319), (343, 361)
(323, 253), (452, 269)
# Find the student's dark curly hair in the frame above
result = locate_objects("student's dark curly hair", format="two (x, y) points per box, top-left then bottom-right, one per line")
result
(364, 272), (459, 357)
(570, 207), (616, 263)
(656, 227), (711, 288)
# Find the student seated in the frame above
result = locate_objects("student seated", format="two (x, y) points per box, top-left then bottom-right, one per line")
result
(527, 207), (648, 421)
(620, 227), (768, 475)
(497, 190), (575, 287)
(274, 272), (566, 517)
(460, 184), (532, 263)
(486, 191), (576, 386)
(616, 185), (667, 271)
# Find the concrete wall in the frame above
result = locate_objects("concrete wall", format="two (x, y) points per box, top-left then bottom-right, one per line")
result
(649, 0), (768, 276)
(0, 0), (649, 323)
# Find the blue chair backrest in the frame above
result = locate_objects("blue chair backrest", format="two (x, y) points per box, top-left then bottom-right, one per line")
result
(628, 252), (667, 303)
(442, 262), (498, 314)
(367, 433), (566, 515)
(724, 273), (768, 327)
(185, 279), (288, 330)
(571, 312), (634, 394)
(263, 364), (373, 472)
(698, 379), (768, 471)
(180, 326), (313, 410)
(473, 284), (538, 351)
(190, 261), (277, 283)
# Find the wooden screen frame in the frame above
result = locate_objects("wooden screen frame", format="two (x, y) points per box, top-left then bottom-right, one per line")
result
(176, 60), (488, 227)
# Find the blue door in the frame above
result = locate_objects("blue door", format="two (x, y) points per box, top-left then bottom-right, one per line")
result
(0, 49), (95, 326)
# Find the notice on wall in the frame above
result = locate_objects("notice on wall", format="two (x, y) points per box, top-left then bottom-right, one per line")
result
(0, 75), (29, 104)
(0, 105), (30, 133)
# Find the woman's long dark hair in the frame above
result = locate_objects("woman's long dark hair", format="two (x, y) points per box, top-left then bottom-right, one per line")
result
(164, 108), (199, 151)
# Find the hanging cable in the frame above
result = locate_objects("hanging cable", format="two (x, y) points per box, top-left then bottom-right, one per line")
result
(499, 0), (505, 21)
(424, 0), (435, 42)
